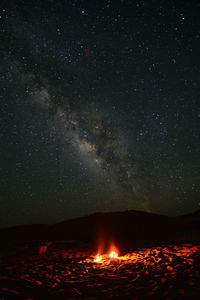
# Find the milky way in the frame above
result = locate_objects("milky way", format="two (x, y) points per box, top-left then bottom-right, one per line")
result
(34, 87), (148, 210)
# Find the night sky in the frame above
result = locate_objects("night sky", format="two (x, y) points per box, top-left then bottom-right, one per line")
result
(1, 0), (200, 227)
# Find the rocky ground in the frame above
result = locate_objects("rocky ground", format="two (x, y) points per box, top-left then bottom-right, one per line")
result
(0, 243), (200, 299)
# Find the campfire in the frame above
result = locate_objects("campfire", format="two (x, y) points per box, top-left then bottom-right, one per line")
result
(86, 243), (199, 266)
(91, 243), (138, 264)
(94, 250), (119, 263)
(92, 242), (122, 263)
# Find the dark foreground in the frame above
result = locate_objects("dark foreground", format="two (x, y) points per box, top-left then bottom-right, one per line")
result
(0, 243), (200, 300)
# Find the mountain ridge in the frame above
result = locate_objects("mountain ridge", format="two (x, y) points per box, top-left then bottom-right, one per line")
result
(0, 209), (200, 251)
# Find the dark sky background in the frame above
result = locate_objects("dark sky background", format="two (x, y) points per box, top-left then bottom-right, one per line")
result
(0, 0), (200, 227)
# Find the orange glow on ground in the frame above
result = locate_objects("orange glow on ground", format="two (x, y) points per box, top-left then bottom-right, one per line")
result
(89, 244), (199, 265)
(1, 243), (200, 299)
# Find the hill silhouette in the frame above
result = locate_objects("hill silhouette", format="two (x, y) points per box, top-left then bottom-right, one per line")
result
(0, 210), (200, 251)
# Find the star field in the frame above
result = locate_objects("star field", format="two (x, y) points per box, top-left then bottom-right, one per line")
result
(0, 0), (200, 227)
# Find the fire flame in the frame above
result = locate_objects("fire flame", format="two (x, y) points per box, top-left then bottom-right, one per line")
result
(94, 251), (120, 263)
(94, 254), (102, 263)
(109, 250), (118, 258)
(94, 243), (120, 263)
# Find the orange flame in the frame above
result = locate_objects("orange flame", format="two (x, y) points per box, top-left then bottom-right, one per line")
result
(94, 254), (102, 263)
(109, 250), (118, 258)
(93, 242), (120, 263)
